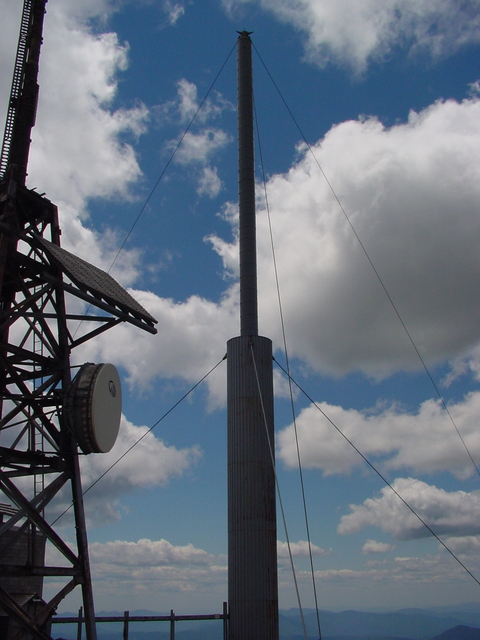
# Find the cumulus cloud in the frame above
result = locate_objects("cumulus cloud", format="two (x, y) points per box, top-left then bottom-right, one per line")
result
(78, 539), (468, 613)
(46, 537), (330, 604)
(277, 539), (330, 559)
(2, 4), (233, 403)
(166, 79), (234, 125)
(338, 478), (480, 540)
(89, 537), (326, 567)
(161, 1), (186, 26)
(208, 95), (480, 381)
(277, 392), (480, 478)
(0, 2), (189, 530)
(90, 538), (216, 566)
(223, 0), (480, 73)
(29, 9), (148, 211)
(173, 129), (231, 165)
(46, 0), (119, 22)
(47, 536), (333, 606)
(198, 166), (223, 198)
(74, 92), (480, 410)
(444, 343), (480, 388)
(68, 538), (228, 607)
(446, 536), (480, 554)
(10, 3), (480, 408)
(326, 553), (472, 585)
(0, 0), (150, 292)
(5, 0), (480, 612)
(173, 127), (229, 197)
(79, 287), (234, 406)
(156, 79), (234, 196)
(362, 539), (395, 554)
(51, 416), (201, 526)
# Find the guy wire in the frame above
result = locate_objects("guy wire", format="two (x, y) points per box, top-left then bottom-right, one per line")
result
(51, 354), (227, 526)
(274, 357), (480, 590)
(249, 343), (309, 640)
(254, 95), (323, 640)
(251, 42), (480, 480)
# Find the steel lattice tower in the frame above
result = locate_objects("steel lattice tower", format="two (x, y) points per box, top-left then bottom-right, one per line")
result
(0, 3), (157, 639)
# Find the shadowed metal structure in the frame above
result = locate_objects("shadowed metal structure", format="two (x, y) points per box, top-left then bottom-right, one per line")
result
(227, 31), (279, 640)
(0, 2), (157, 639)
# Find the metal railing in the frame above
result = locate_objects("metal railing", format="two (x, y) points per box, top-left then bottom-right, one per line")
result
(51, 603), (228, 640)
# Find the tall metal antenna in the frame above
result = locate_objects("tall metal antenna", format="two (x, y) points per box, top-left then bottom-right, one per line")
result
(227, 31), (279, 640)
(0, 3), (157, 639)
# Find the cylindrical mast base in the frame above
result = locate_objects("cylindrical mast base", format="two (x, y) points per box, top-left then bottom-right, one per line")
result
(227, 335), (278, 640)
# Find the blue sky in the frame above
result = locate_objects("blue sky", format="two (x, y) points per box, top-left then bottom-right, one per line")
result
(3, 0), (480, 616)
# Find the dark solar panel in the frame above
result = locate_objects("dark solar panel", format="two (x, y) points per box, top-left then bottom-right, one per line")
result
(36, 236), (157, 328)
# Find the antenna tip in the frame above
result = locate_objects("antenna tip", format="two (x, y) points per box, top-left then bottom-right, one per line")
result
(237, 29), (253, 38)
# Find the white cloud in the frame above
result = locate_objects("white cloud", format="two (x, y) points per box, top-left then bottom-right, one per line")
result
(48, 0), (119, 23)
(158, 78), (234, 126)
(173, 129), (231, 165)
(468, 80), (480, 97)
(45, 538), (477, 611)
(47, 537), (331, 609)
(0, 1), (150, 293)
(89, 538), (217, 566)
(277, 539), (330, 559)
(14, 4), (480, 408)
(90, 537), (327, 567)
(446, 536), (480, 554)
(161, 1), (186, 26)
(198, 166), (223, 198)
(1, 2), (185, 529)
(7, 1), (480, 422)
(317, 552), (476, 587)
(57, 537), (229, 609)
(82, 288), (235, 406)
(29, 10), (148, 210)
(76, 93), (480, 409)
(362, 539), (395, 554)
(230, 95), (480, 379)
(50, 415), (201, 526)
(223, 0), (480, 73)
(6, 0), (480, 615)
(444, 344), (480, 388)
(277, 391), (480, 478)
(157, 79), (233, 196)
(177, 78), (200, 122)
(60, 212), (143, 287)
(338, 478), (480, 540)
(178, 79), (234, 124)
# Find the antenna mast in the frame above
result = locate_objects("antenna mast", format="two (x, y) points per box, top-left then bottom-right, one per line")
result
(227, 31), (279, 640)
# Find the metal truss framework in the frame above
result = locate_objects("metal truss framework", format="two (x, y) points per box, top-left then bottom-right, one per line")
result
(0, 180), (156, 640)
(0, 3), (157, 639)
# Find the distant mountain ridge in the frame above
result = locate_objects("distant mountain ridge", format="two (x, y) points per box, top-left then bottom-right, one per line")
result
(296, 609), (479, 638)
(51, 604), (480, 640)
(432, 626), (480, 640)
